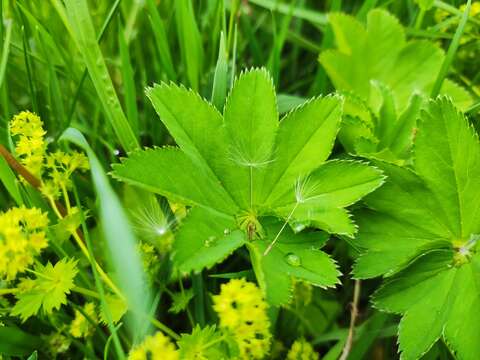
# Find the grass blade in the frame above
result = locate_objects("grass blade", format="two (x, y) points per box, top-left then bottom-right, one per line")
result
(60, 127), (151, 339)
(118, 21), (139, 137)
(249, 0), (327, 26)
(211, 32), (228, 110)
(64, 0), (139, 152)
(430, 0), (471, 97)
(0, 155), (22, 205)
(175, 0), (204, 90)
(145, 0), (177, 80)
(0, 18), (12, 90)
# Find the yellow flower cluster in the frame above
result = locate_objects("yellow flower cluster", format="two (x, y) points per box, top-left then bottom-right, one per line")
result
(286, 339), (318, 360)
(8, 111), (89, 201)
(9, 111), (46, 178)
(138, 243), (160, 282)
(41, 150), (89, 199)
(70, 302), (97, 338)
(128, 331), (179, 360)
(213, 278), (271, 359)
(460, 2), (480, 17)
(0, 206), (48, 280)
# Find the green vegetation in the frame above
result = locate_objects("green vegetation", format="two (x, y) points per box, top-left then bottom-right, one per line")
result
(1, 0), (480, 359)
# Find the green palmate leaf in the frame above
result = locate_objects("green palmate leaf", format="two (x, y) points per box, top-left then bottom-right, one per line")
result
(320, 9), (443, 112)
(178, 325), (233, 359)
(263, 95), (342, 205)
(113, 68), (384, 304)
(415, 97), (480, 238)
(173, 207), (246, 273)
(168, 288), (194, 314)
(12, 258), (78, 321)
(272, 160), (385, 237)
(223, 68), (278, 209)
(249, 219), (340, 305)
(320, 9), (472, 162)
(354, 97), (480, 359)
(112, 147), (237, 216)
(145, 83), (239, 212)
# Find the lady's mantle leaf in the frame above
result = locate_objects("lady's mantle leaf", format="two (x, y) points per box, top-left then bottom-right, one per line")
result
(272, 160), (385, 237)
(249, 219), (340, 306)
(173, 207), (246, 273)
(320, 9), (444, 112)
(146, 83), (239, 211)
(354, 98), (480, 359)
(415, 97), (480, 238)
(263, 95), (343, 205)
(320, 9), (472, 161)
(12, 258), (78, 321)
(113, 68), (384, 304)
(112, 147), (237, 216)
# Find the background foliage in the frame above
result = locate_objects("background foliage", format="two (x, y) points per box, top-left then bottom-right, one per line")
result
(1, 0), (480, 359)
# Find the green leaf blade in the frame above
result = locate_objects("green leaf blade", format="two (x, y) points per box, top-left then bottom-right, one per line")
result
(112, 147), (236, 216)
(415, 97), (480, 238)
(173, 207), (246, 273)
(264, 95), (343, 205)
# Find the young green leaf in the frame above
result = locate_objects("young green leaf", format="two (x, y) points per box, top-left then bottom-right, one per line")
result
(12, 258), (78, 321)
(353, 97), (480, 359)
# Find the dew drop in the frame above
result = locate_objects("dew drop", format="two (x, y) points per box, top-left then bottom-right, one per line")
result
(204, 236), (217, 247)
(223, 228), (231, 235)
(285, 253), (301, 267)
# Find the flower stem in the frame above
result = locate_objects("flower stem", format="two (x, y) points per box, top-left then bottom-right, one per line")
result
(263, 202), (299, 256)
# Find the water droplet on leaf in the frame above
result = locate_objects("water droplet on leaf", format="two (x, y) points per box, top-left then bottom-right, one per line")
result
(285, 253), (301, 267)
(223, 228), (231, 235)
(204, 236), (217, 247)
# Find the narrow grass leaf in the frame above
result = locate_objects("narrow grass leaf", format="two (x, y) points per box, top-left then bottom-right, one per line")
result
(0, 18), (12, 89)
(175, 0), (204, 90)
(145, 0), (177, 80)
(430, 0), (470, 97)
(60, 127), (150, 338)
(118, 21), (139, 136)
(64, 0), (139, 152)
(211, 32), (228, 110)
(0, 155), (22, 205)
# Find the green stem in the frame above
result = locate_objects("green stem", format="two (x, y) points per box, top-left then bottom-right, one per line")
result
(73, 286), (101, 299)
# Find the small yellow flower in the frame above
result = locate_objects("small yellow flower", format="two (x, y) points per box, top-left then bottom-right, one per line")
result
(286, 339), (318, 360)
(128, 332), (179, 360)
(212, 278), (271, 359)
(41, 150), (89, 200)
(9, 111), (46, 179)
(70, 302), (97, 338)
(0, 206), (48, 281)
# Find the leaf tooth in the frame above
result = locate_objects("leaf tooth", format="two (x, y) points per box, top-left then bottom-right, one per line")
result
(223, 66), (278, 119)
(145, 81), (223, 119)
